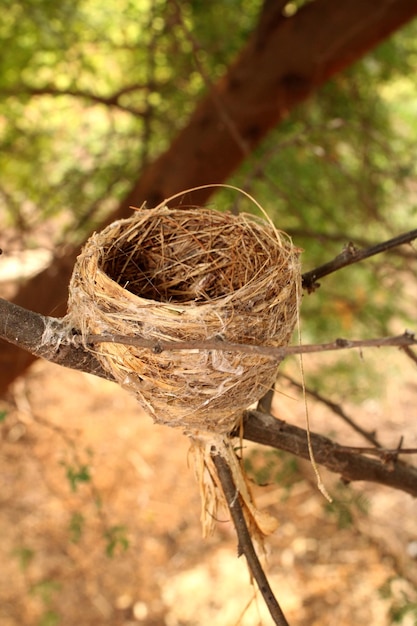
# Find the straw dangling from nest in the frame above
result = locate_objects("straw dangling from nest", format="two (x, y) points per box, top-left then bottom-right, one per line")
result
(66, 200), (301, 541)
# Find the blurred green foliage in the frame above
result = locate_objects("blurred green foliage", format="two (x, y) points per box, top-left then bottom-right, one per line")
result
(29, 580), (61, 626)
(0, 0), (259, 241)
(380, 576), (417, 624)
(104, 524), (129, 557)
(61, 460), (91, 492)
(244, 447), (303, 495)
(1, 0), (416, 383)
(13, 545), (35, 572)
(68, 511), (85, 543)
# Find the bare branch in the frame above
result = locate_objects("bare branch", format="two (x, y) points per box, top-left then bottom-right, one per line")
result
(1, 297), (416, 495)
(211, 447), (290, 626)
(402, 345), (417, 367)
(241, 411), (417, 498)
(302, 228), (417, 292)
(2, 82), (147, 116)
(85, 331), (417, 359)
(0, 298), (109, 381)
(1, 297), (416, 368)
(280, 373), (382, 447)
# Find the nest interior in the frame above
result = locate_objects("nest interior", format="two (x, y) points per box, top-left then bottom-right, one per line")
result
(67, 206), (301, 433)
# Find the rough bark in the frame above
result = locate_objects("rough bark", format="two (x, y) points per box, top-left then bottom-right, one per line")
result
(0, 298), (109, 381)
(2, 0), (417, 393)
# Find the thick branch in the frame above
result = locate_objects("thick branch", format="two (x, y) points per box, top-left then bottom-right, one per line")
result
(0, 298), (109, 381)
(241, 411), (417, 498)
(1, 297), (416, 495)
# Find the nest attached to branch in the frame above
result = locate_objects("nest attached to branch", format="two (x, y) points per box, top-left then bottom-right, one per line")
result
(67, 204), (301, 538)
(68, 205), (300, 432)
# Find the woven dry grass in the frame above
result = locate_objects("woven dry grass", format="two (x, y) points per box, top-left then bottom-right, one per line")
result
(67, 205), (301, 434)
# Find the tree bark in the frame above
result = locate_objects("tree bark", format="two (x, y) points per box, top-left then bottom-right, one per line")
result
(2, 0), (417, 393)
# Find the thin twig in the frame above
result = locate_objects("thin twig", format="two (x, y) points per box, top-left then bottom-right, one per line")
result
(1, 298), (416, 368)
(402, 345), (417, 367)
(3, 82), (146, 116)
(210, 446), (290, 626)
(85, 330), (417, 360)
(172, 0), (249, 158)
(302, 228), (417, 292)
(336, 444), (417, 459)
(280, 373), (382, 448)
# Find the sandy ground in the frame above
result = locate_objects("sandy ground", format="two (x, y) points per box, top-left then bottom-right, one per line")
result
(0, 354), (417, 626)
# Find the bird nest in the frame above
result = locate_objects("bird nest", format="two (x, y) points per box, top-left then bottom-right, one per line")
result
(67, 205), (301, 435)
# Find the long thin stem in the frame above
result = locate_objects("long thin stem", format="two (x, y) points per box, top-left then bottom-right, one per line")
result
(85, 330), (417, 359)
(210, 446), (290, 626)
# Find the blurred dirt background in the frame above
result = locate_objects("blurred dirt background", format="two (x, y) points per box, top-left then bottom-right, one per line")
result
(0, 349), (416, 626)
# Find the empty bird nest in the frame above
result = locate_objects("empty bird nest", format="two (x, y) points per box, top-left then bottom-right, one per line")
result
(69, 206), (300, 433)
(66, 202), (302, 541)
(67, 204), (301, 435)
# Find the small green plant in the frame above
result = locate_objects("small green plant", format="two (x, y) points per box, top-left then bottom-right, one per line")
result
(104, 525), (129, 557)
(0, 410), (7, 422)
(61, 461), (91, 492)
(30, 580), (61, 626)
(38, 610), (60, 626)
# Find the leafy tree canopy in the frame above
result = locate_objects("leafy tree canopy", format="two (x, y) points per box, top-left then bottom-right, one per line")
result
(1, 0), (417, 391)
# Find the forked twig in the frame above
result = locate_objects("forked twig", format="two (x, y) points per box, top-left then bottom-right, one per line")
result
(210, 446), (290, 626)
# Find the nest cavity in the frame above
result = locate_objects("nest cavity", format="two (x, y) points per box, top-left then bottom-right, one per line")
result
(67, 205), (301, 433)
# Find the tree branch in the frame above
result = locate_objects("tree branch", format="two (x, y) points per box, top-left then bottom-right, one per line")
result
(280, 373), (382, 448)
(0, 298), (109, 381)
(1, 296), (416, 372)
(84, 331), (417, 360)
(1, 297), (416, 495)
(210, 447), (290, 626)
(3, 82), (147, 116)
(302, 228), (417, 292)
(402, 345), (417, 367)
(240, 411), (417, 498)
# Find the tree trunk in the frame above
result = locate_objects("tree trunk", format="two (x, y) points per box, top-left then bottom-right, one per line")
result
(2, 0), (417, 393)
